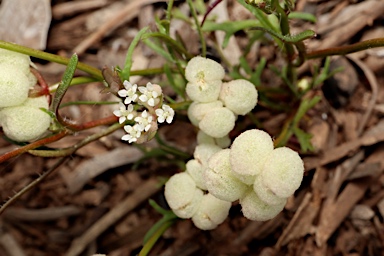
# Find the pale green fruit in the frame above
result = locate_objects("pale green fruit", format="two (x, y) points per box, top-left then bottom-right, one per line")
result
(191, 193), (231, 230)
(187, 100), (223, 126)
(219, 79), (258, 115)
(0, 48), (31, 74)
(186, 80), (222, 103)
(240, 189), (286, 221)
(0, 96), (50, 141)
(185, 56), (225, 83)
(0, 63), (30, 107)
(199, 107), (236, 138)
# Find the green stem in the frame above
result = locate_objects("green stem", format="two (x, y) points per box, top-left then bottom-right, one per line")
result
(187, 0), (206, 57)
(0, 40), (103, 80)
(139, 220), (175, 256)
(28, 122), (124, 157)
(0, 131), (68, 163)
(306, 38), (384, 59)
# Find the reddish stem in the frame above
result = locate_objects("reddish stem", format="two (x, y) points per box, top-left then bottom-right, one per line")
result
(0, 131), (68, 163)
(58, 115), (119, 131)
(29, 68), (51, 102)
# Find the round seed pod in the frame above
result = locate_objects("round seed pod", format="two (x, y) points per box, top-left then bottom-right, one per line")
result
(187, 100), (223, 126)
(164, 172), (203, 219)
(0, 63), (30, 108)
(185, 56), (225, 83)
(219, 79), (258, 115)
(192, 193), (231, 230)
(0, 48), (31, 74)
(0, 96), (50, 141)
(230, 129), (274, 185)
(261, 147), (304, 198)
(193, 143), (222, 167)
(186, 159), (207, 190)
(240, 189), (286, 221)
(197, 130), (231, 149)
(204, 149), (248, 202)
(253, 174), (287, 205)
(186, 80), (222, 103)
(199, 107), (236, 138)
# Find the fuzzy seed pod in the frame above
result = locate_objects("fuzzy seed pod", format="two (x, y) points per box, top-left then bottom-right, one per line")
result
(186, 80), (222, 103)
(253, 174), (287, 205)
(230, 129), (274, 185)
(192, 193), (231, 230)
(187, 100), (223, 126)
(186, 159), (207, 190)
(219, 79), (258, 115)
(204, 149), (248, 202)
(240, 189), (286, 221)
(197, 130), (231, 149)
(0, 96), (50, 141)
(185, 56), (225, 83)
(193, 143), (222, 167)
(0, 63), (30, 108)
(199, 107), (236, 138)
(261, 147), (304, 198)
(0, 48), (31, 74)
(164, 172), (203, 218)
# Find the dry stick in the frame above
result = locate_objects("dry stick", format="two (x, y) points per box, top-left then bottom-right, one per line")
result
(0, 157), (69, 215)
(65, 178), (160, 256)
(0, 232), (27, 256)
(73, 0), (164, 54)
(3, 206), (82, 222)
(347, 55), (378, 136)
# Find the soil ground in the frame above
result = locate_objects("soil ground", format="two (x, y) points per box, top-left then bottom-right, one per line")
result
(1, 0), (384, 255)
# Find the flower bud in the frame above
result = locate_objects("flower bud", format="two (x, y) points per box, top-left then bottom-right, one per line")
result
(261, 147), (304, 198)
(192, 193), (231, 230)
(185, 56), (225, 83)
(187, 100), (223, 126)
(240, 189), (286, 221)
(0, 96), (50, 141)
(0, 63), (30, 108)
(230, 129), (274, 185)
(164, 172), (203, 218)
(199, 107), (236, 138)
(219, 79), (258, 115)
(186, 159), (207, 190)
(204, 149), (248, 202)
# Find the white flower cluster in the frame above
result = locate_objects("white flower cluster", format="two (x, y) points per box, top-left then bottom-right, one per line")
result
(0, 49), (50, 142)
(164, 56), (304, 230)
(113, 81), (175, 143)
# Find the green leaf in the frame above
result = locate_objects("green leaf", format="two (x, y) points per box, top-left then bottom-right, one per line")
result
(288, 12), (317, 23)
(121, 27), (149, 81)
(50, 54), (78, 115)
(293, 127), (314, 152)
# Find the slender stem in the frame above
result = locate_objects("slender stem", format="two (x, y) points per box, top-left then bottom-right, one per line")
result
(0, 157), (69, 215)
(28, 122), (124, 157)
(187, 0), (206, 57)
(139, 220), (175, 256)
(0, 40), (103, 80)
(0, 131), (68, 163)
(57, 115), (118, 132)
(306, 38), (384, 59)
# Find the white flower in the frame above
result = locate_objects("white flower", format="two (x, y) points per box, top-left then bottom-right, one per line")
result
(138, 82), (159, 107)
(113, 102), (134, 124)
(155, 104), (175, 124)
(122, 124), (141, 143)
(134, 110), (153, 132)
(118, 81), (138, 104)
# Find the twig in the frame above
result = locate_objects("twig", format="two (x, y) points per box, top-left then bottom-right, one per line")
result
(73, 0), (164, 54)
(3, 206), (82, 222)
(65, 178), (160, 256)
(347, 55), (379, 136)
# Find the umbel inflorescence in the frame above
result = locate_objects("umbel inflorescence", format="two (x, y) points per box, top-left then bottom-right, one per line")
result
(113, 80), (175, 144)
(164, 56), (304, 230)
